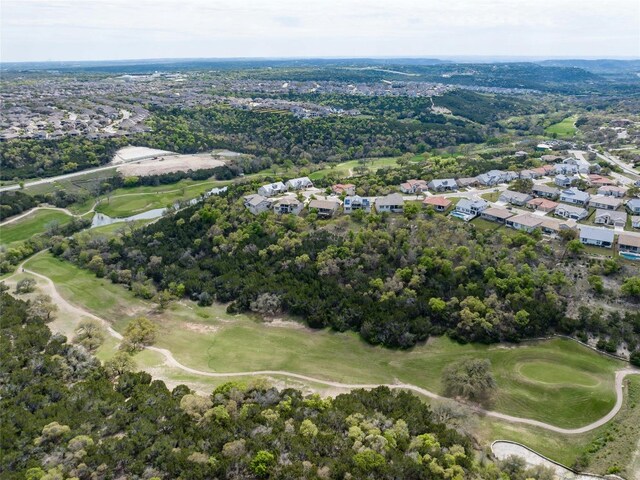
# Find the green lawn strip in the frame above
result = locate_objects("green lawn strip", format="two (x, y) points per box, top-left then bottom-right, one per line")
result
(25, 253), (623, 429)
(545, 115), (578, 138)
(1, 209), (73, 245)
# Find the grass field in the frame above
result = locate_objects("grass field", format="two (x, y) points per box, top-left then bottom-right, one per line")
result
(1, 209), (73, 246)
(309, 157), (405, 180)
(545, 115), (578, 138)
(23, 253), (623, 430)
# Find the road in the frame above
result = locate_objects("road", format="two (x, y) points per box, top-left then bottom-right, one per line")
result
(8, 259), (639, 436)
(0, 152), (180, 193)
(586, 146), (639, 181)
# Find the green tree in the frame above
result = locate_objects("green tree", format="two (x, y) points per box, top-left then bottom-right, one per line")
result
(442, 358), (496, 403)
(353, 449), (386, 473)
(121, 317), (157, 352)
(621, 277), (640, 298)
(104, 351), (134, 377)
(73, 319), (105, 352)
(250, 450), (276, 478)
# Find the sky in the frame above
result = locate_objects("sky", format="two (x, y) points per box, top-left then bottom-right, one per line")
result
(1, 0), (639, 62)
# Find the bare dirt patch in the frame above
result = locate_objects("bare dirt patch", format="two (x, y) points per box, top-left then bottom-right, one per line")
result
(111, 146), (175, 164)
(183, 322), (219, 334)
(117, 153), (226, 177)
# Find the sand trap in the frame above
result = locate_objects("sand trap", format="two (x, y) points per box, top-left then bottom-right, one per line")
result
(112, 146), (176, 164)
(117, 154), (226, 177)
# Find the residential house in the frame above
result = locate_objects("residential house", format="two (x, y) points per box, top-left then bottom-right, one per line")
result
(258, 182), (288, 197)
(619, 234), (640, 254)
(594, 209), (627, 228)
(308, 198), (341, 218)
(532, 184), (560, 199)
(503, 171), (519, 182)
(536, 143), (552, 151)
(455, 198), (489, 217)
(562, 156), (590, 173)
(531, 165), (556, 177)
(626, 199), (640, 215)
(540, 155), (563, 163)
(422, 196), (452, 212)
(400, 179), (428, 194)
(480, 207), (513, 224)
(343, 195), (375, 214)
(526, 198), (558, 213)
(597, 185), (627, 198)
(588, 174), (615, 187)
(375, 193), (404, 213)
(589, 195), (622, 211)
(555, 204), (589, 221)
(519, 169), (541, 180)
(286, 177), (313, 190)
(427, 178), (458, 192)
(272, 197), (303, 215)
(243, 194), (272, 215)
(538, 217), (577, 235)
(579, 226), (614, 248)
(632, 216), (640, 229)
(331, 183), (356, 196)
(505, 213), (543, 233)
(553, 163), (578, 175)
(499, 190), (533, 206)
(456, 177), (479, 189)
(554, 174), (573, 188)
(477, 170), (506, 186)
(560, 188), (590, 206)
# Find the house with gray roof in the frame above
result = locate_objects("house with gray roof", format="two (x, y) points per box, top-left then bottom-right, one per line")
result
(594, 209), (627, 228)
(375, 193), (404, 213)
(344, 195), (375, 214)
(627, 199), (640, 215)
(597, 185), (627, 198)
(308, 198), (341, 218)
(560, 188), (590, 206)
(555, 204), (589, 221)
(456, 177), (479, 188)
(532, 184), (560, 199)
(589, 195), (623, 211)
(258, 182), (288, 197)
(579, 226), (614, 248)
(505, 213), (544, 233)
(553, 163), (579, 175)
(272, 197), (303, 215)
(477, 170), (506, 186)
(481, 207), (513, 224)
(455, 198), (489, 217)
(243, 194), (273, 215)
(499, 190), (533, 206)
(632, 216), (640, 229)
(554, 174), (573, 188)
(427, 178), (458, 192)
(285, 177), (313, 190)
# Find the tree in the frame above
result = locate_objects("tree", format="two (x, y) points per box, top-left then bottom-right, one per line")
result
(299, 419), (319, 438)
(403, 202), (421, 219)
(153, 290), (174, 311)
(104, 351), (134, 378)
(588, 275), (604, 294)
(73, 319), (105, 352)
(442, 358), (496, 403)
(121, 317), (157, 352)
(566, 239), (585, 257)
(630, 350), (640, 367)
(250, 450), (276, 478)
(28, 294), (58, 322)
(353, 449), (386, 473)
(15, 277), (36, 294)
(621, 277), (640, 299)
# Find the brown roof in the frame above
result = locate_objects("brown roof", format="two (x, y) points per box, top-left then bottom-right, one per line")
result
(508, 213), (543, 227)
(309, 199), (340, 210)
(619, 234), (640, 248)
(482, 207), (513, 220)
(527, 198), (559, 210)
(423, 196), (452, 207)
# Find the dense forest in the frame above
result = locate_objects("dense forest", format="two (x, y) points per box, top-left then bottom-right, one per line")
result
(48, 186), (640, 350)
(1, 290), (559, 480)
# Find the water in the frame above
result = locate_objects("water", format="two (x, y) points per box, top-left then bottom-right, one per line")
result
(90, 186), (227, 228)
(620, 251), (640, 261)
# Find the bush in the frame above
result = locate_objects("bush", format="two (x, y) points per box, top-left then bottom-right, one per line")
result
(630, 350), (640, 367)
(15, 278), (36, 294)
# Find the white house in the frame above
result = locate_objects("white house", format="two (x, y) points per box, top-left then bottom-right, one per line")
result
(455, 198), (489, 217)
(632, 216), (640, 229)
(579, 226), (614, 248)
(400, 179), (429, 194)
(427, 178), (458, 192)
(243, 194), (272, 215)
(532, 184), (560, 199)
(627, 199), (640, 215)
(619, 233), (640, 254)
(344, 195), (375, 214)
(594, 209), (627, 228)
(375, 193), (404, 213)
(272, 197), (303, 215)
(589, 195), (622, 211)
(498, 190), (533, 206)
(597, 185), (627, 198)
(258, 182), (288, 197)
(308, 198), (341, 217)
(505, 213), (543, 233)
(286, 177), (313, 190)
(555, 204), (589, 221)
(560, 188), (590, 206)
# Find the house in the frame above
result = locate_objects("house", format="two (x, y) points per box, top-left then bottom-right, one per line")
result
(539, 217), (577, 235)
(560, 188), (590, 206)
(272, 197), (303, 215)
(258, 182), (288, 197)
(531, 165), (556, 177)
(519, 169), (541, 180)
(553, 163), (578, 175)
(427, 178), (458, 192)
(477, 170), (506, 186)
(243, 194), (272, 215)
(532, 184), (560, 199)
(536, 143), (552, 151)
(632, 216), (640, 229)
(480, 207), (513, 224)
(594, 209), (627, 228)
(597, 185), (627, 198)
(619, 233), (640, 254)
(503, 171), (519, 182)
(562, 156), (590, 173)
(331, 183), (356, 196)
(588, 174), (615, 187)
(589, 195), (623, 211)
(286, 177), (313, 190)
(499, 190), (533, 206)
(400, 179), (429, 194)
(626, 199), (640, 215)
(456, 177), (479, 189)
(540, 155), (563, 163)
(375, 193), (404, 213)
(505, 213), (543, 233)
(554, 174), (572, 188)
(555, 204), (589, 221)
(422, 196), (452, 212)
(308, 198), (341, 218)
(526, 198), (558, 213)
(579, 226), (614, 248)
(344, 195), (375, 214)
(455, 198), (489, 217)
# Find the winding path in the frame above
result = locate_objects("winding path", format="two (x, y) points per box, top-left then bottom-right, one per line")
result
(10, 261), (640, 436)
(0, 206), (75, 226)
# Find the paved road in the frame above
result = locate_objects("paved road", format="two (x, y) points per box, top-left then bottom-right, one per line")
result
(10, 259), (640, 436)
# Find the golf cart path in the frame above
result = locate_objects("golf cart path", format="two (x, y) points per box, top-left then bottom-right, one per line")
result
(15, 262), (640, 436)
(0, 206), (75, 226)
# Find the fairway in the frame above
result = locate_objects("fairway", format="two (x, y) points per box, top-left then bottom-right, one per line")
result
(545, 115), (578, 138)
(24, 253), (623, 430)
(309, 157), (405, 180)
(1, 209), (72, 245)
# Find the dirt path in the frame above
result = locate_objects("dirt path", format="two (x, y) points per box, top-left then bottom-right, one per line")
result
(9, 261), (640, 435)
(0, 206), (75, 226)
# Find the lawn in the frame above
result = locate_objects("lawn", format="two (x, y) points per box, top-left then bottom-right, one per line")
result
(1, 209), (73, 246)
(24, 253), (623, 431)
(309, 157), (404, 180)
(545, 115), (578, 138)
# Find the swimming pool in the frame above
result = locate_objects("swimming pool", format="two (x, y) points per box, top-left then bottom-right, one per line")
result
(620, 251), (640, 261)
(449, 211), (474, 222)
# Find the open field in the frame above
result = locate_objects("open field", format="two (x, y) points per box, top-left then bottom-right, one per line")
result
(117, 153), (225, 177)
(1, 209), (73, 245)
(21, 253), (623, 431)
(545, 115), (578, 138)
(309, 157), (406, 180)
